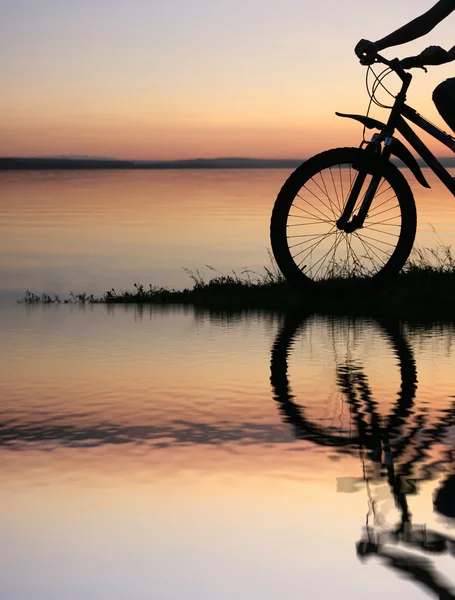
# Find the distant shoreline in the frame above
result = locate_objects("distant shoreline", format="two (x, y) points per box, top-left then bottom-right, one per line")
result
(0, 157), (305, 170)
(2, 156), (455, 170)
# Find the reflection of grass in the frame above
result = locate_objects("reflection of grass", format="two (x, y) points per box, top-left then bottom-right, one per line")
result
(19, 245), (455, 319)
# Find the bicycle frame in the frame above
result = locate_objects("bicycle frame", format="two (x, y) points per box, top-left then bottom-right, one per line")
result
(336, 60), (455, 232)
(395, 105), (455, 195)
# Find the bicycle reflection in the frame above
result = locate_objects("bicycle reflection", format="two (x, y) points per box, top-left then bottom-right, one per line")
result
(270, 312), (455, 599)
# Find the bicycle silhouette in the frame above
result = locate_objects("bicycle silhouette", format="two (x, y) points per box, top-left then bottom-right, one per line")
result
(271, 52), (455, 292)
(270, 312), (455, 598)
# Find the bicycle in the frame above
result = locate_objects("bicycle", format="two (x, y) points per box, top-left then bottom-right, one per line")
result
(270, 51), (455, 292)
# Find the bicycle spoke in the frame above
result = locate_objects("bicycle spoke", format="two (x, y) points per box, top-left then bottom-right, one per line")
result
(323, 232), (347, 278)
(356, 236), (394, 257)
(324, 232), (341, 278)
(368, 200), (400, 219)
(346, 236), (366, 274)
(294, 227), (337, 266)
(287, 221), (333, 227)
(311, 172), (341, 217)
(288, 231), (333, 238)
(364, 226), (399, 238)
(366, 190), (397, 214)
(357, 232), (397, 248)
(364, 218), (400, 228)
(375, 178), (389, 195)
(288, 213), (333, 224)
(309, 232), (345, 278)
(371, 183), (392, 200)
(290, 228), (337, 257)
(293, 197), (332, 222)
(354, 231), (385, 269)
(328, 167), (341, 214)
(338, 164), (344, 210)
(344, 235), (351, 273)
(301, 184), (337, 220)
(288, 234), (334, 250)
(293, 229), (338, 260)
(320, 169), (342, 214)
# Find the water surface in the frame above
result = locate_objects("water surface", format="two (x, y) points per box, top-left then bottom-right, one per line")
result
(2, 169), (455, 598)
(2, 168), (455, 300)
(1, 305), (455, 599)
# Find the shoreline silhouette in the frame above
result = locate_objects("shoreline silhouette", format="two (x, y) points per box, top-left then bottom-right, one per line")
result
(2, 156), (455, 170)
(0, 157), (304, 170)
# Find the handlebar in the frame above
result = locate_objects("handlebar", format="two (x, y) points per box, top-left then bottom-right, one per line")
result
(359, 52), (428, 85)
(357, 43), (450, 74)
(366, 52), (427, 76)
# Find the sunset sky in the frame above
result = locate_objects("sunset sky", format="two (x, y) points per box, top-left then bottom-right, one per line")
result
(2, 0), (455, 159)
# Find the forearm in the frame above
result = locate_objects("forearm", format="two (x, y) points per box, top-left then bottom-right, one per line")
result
(376, 16), (439, 50)
(376, 0), (455, 51)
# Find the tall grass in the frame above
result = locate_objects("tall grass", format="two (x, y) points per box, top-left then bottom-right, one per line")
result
(18, 245), (455, 318)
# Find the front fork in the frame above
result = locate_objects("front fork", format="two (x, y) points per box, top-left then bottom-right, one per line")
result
(336, 136), (392, 233)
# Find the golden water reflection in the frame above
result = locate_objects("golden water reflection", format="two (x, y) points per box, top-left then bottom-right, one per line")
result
(1, 167), (455, 299)
(0, 305), (454, 599)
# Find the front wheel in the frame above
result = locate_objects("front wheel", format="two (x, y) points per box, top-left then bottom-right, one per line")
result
(270, 147), (417, 292)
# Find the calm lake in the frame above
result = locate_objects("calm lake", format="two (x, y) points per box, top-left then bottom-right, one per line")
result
(2, 168), (455, 300)
(1, 169), (455, 599)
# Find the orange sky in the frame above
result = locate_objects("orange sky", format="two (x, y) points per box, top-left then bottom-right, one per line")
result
(2, 0), (455, 159)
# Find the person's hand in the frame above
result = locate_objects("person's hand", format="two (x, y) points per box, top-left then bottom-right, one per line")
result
(400, 55), (424, 70)
(419, 45), (449, 65)
(355, 39), (378, 64)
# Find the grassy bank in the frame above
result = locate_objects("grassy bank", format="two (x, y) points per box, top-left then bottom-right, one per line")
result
(19, 247), (455, 320)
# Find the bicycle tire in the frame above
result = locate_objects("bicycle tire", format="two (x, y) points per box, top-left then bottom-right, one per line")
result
(270, 312), (418, 448)
(270, 147), (417, 292)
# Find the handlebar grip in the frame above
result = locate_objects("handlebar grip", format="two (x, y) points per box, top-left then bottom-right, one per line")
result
(399, 56), (423, 70)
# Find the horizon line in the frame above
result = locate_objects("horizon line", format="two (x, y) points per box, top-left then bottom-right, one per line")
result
(0, 155), (306, 162)
(2, 155), (455, 171)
